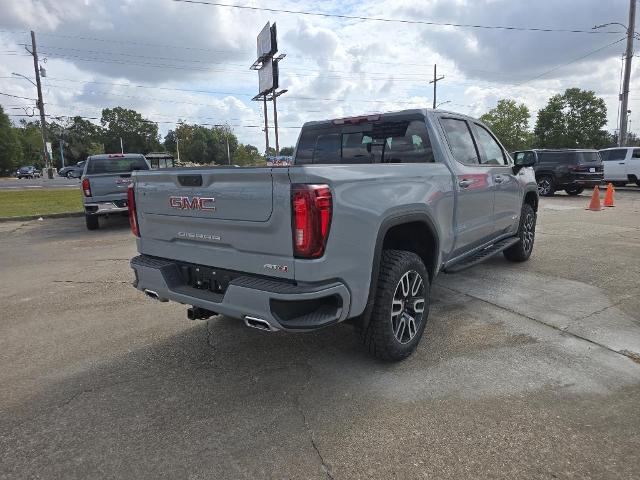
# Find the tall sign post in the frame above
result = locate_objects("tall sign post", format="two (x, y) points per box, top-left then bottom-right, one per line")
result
(250, 22), (287, 156)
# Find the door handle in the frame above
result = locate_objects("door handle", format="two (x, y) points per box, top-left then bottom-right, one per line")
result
(494, 175), (504, 184)
(458, 179), (474, 188)
(619, 162), (626, 165)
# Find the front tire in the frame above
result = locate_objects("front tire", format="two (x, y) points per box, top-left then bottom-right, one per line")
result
(362, 250), (430, 361)
(537, 176), (555, 196)
(504, 203), (536, 262)
(85, 214), (99, 230)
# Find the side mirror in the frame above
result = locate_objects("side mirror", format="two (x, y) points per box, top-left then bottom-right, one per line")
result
(513, 155), (535, 173)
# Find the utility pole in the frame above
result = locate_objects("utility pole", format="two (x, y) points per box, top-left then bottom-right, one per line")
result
(27, 31), (52, 179)
(619, 0), (636, 146)
(273, 93), (279, 155)
(120, 137), (124, 154)
(429, 64), (445, 110)
(263, 97), (270, 155)
(176, 135), (180, 163)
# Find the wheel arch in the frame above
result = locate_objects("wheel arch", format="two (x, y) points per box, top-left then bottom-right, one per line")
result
(354, 212), (440, 329)
(523, 189), (539, 212)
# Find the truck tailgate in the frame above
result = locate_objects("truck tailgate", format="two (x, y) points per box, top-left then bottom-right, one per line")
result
(134, 167), (295, 279)
(87, 173), (133, 201)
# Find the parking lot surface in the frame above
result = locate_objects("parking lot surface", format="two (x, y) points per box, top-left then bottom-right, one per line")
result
(0, 191), (639, 479)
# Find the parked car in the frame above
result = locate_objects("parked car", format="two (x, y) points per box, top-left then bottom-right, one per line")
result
(58, 161), (85, 179)
(511, 149), (603, 196)
(598, 147), (640, 187)
(16, 166), (41, 179)
(81, 154), (150, 230)
(128, 109), (539, 361)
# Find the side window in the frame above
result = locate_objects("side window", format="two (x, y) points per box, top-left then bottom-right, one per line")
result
(607, 149), (627, 161)
(632, 149), (640, 159)
(524, 151), (536, 164)
(599, 151), (610, 161)
(472, 124), (507, 165)
(440, 118), (479, 165)
(514, 152), (525, 162)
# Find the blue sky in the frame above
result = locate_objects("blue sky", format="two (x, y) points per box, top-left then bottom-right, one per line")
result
(0, 0), (635, 150)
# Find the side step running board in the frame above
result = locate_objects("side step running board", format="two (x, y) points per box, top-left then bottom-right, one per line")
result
(444, 237), (520, 274)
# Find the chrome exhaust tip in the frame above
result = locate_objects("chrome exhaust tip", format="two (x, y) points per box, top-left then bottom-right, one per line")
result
(144, 289), (168, 302)
(244, 316), (277, 332)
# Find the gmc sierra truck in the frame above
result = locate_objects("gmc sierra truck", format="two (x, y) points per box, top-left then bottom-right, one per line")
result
(128, 109), (539, 361)
(81, 153), (150, 230)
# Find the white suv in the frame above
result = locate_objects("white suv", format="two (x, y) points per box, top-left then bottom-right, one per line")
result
(599, 147), (640, 186)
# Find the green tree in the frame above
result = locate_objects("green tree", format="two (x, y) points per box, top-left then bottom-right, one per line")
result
(49, 116), (105, 167)
(101, 107), (161, 154)
(0, 106), (23, 174)
(480, 99), (532, 152)
(279, 146), (295, 156)
(164, 123), (240, 165)
(234, 144), (265, 166)
(15, 120), (43, 167)
(534, 88), (609, 148)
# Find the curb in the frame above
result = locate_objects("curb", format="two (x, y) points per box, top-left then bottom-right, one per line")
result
(0, 211), (84, 223)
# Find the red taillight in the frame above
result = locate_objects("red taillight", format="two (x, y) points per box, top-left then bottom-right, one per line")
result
(291, 184), (332, 259)
(82, 178), (91, 197)
(127, 184), (140, 237)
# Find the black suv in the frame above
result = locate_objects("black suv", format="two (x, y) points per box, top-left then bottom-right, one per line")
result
(511, 149), (603, 196)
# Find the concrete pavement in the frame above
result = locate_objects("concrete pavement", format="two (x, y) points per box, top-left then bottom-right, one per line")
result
(0, 192), (639, 479)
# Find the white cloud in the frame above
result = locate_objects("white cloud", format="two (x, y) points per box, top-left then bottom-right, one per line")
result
(0, 0), (636, 149)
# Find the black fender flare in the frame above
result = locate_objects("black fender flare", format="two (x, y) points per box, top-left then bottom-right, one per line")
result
(355, 211), (440, 329)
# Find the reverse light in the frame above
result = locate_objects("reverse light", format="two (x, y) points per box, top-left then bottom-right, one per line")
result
(82, 178), (91, 197)
(127, 184), (140, 237)
(291, 184), (332, 259)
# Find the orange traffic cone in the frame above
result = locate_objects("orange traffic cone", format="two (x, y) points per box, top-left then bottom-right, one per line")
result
(586, 185), (602, 211)
(604, 183), (615, 207)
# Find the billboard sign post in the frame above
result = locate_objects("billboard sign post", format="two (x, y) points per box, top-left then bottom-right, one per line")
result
(251, 22), (286, 155)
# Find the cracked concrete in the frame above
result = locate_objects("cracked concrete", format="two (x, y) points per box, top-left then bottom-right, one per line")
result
(1, 192), (640, 479)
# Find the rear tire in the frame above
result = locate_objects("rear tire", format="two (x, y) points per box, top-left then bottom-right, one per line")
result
(565, 186), (584, 196)
(362, 250), (430, 361)
(537, 176), (555, 196)
(85, 214), (99, 230)
(504, 203), (536, 262)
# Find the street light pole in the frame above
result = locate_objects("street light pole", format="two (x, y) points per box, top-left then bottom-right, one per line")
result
(620, 0), (636, 146)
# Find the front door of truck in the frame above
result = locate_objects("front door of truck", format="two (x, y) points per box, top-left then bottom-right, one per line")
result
(470, 122), (522, 237)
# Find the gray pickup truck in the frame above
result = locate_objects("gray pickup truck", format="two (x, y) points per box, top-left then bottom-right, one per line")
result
(81, 154), (150, 230)
(128, 109), (538, 360)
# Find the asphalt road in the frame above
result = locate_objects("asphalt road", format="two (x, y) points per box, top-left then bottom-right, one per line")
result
(0, 192), (639, 479)
(0, 176), (81, 190)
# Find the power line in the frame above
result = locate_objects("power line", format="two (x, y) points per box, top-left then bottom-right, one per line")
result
(172, 0), (623, 35)
(7, 112), (302, 129)
(516, 37), (627, 85)
(0, 91), (36, 101)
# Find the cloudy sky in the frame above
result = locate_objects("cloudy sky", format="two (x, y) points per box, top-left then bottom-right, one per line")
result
(0, 0), (636, 150)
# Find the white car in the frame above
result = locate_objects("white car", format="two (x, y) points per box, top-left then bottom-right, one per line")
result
(599, 147), (640, 186)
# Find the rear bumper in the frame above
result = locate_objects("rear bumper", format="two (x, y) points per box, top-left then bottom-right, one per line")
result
(563, 177), (602, 188)
(84, 201), (128, 215)
(130, 255), (351, 331)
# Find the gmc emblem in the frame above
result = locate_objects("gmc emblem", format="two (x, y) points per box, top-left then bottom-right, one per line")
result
(169, 196), (216, 211)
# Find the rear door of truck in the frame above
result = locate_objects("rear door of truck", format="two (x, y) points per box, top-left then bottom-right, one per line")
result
(132, 167), (295, 280)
